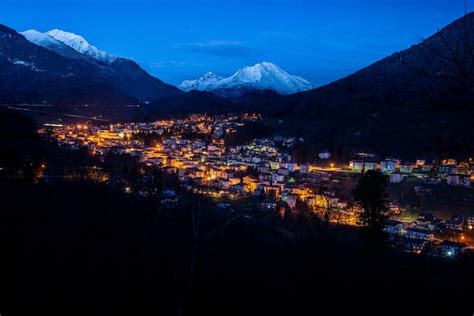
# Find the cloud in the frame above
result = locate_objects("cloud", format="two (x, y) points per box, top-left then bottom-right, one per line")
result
(147, 60), (200, 70)
(175, 40), (253, 58)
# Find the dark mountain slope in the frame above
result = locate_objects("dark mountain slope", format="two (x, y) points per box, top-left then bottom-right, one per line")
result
(0, 25), (133, 105)
(288, 12), (474, 113)
(232, 13), (474, 159)
(109, 58), (182, 101)
(144, 91), (234, 118)
(0, 24), (182, 105)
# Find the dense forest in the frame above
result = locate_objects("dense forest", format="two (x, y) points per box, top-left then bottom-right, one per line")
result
(1, 108), (473, 315)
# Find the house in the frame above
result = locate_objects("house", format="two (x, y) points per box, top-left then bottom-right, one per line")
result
(388, 202), (402, 215)
(178, 169), (187, 178)
(337, 201), (348, 209)
(416, 212), (440, 231)
(381, 159), (399, 173)
(271, 173), (285, 183)
(356, 152), (377, 159)
(162, 166), (177, 174)
(383, 220), (404, 236)
(318, 150), (331, 160)
(350, 160), (363, 172)
(269, 161), (280, 170)
(286, 194), (298, 209)
(260, 199), (278, 211)
(161, 189), (178, 208)
(440, 241), (468, 258)
(389, 172), (404, 183)
(467, 217), (474, 230)
(416, 159), (426, 167)
(402, 238), (427, 254)
(350, 160), (376, 173)
(300, 164), (310, 174)
(277, 168), (290, 176)
(439, 164), (457, 175)
(405, 227), (434, 241)
(86, 142), (97, 151)
(94, 147), (108, 155)
(457, 162), (471, 175)
(417, 212), (437, 223)
(364, 161), (377, 171)
(228, 177), (241, 186)
(257, 166), (270, 173)
(263, 185), (280, 198)
(287, 163), (298, 172)
(400, 164), (413, 174)
(443, 158), (457, 165)
(421, 164), (432, 172)
(243, 176), (258, 193)
(447, 174), (471, 187)
(445, 217), (464, 231)
(229, 184), (244, 194)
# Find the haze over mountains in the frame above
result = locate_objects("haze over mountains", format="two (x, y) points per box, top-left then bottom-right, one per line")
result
(179, 62), (313, 97)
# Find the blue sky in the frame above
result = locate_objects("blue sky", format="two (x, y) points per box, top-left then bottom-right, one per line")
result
(0, 0), (466, 86)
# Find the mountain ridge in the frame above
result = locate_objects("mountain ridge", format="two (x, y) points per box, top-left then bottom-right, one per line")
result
(179, 62), (312, 97)
(46, 29), (116, 64)
(0, 25), (182, 105)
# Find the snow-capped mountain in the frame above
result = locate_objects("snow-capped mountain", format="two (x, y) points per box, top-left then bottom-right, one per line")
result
(20, 29), (90, 60)
(178, 72), (223, 91)
(0, 24), (182, 104)
(46, 29), (116, 64)
(179, 62), (312, 97)
(21, 29), (64, 49)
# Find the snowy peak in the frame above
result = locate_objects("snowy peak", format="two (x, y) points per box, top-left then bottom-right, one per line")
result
(179, 72), (224, 91)
(179, 62), (312, 96)
(20, 29), (86, 59)
(21, 29), (56, 46)
(46, 29), (116, 64)
(222, 62), (312, 94)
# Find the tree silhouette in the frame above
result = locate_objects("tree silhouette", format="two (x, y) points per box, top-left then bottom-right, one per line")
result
(353, 170), (388, 232)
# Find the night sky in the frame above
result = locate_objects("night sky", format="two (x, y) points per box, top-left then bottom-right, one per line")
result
(0, 0), (466, 86)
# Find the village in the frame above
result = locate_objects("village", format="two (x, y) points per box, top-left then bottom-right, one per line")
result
(40, 113), (474, 258)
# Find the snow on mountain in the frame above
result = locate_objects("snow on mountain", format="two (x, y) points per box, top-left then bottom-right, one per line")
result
(214, 62), (312, 94)
(179, 62), (312, 95)
(21, 29), (87, 60)
(179, 72), (223, 91)
(46, 29), (116, 64)
(9, 58), (44, 72)
(21, 29), (58, 47)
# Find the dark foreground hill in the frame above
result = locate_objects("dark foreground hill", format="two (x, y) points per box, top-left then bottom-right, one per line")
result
(2, 179), (473, 315)
(1, 94), (473, 316)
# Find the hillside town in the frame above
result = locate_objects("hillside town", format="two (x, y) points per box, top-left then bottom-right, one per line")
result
(40, 113), (474, 258)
